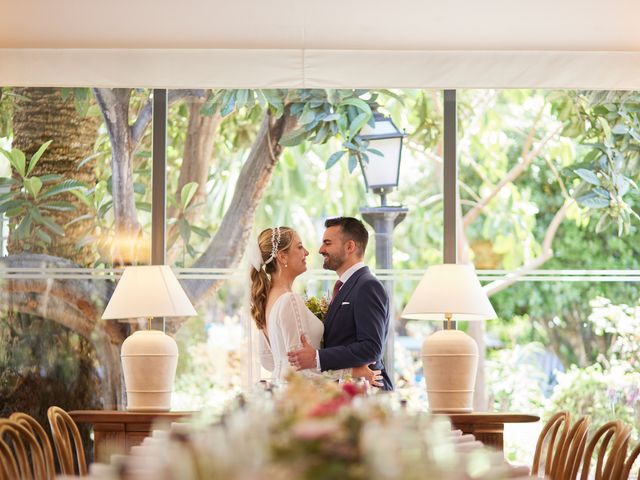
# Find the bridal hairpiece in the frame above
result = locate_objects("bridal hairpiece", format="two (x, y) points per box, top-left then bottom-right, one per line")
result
(249, 227), (281, 272)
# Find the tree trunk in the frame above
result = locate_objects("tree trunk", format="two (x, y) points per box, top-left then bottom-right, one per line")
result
(8, 88), (124, 408)
(167, 96), (221, 261)
(10, 88), (99, 266)
(93, 88), (141, 239)
(183, 110), (294, 304)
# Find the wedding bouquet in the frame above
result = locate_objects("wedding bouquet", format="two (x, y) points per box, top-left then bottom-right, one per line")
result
(305, 294), (329, 322)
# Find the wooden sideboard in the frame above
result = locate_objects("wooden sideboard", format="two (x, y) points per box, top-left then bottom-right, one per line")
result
(437, 412), (540, 453)
(69, 410), (193, 463)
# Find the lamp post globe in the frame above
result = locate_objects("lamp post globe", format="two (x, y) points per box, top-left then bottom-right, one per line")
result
(357, 111), (405, 207)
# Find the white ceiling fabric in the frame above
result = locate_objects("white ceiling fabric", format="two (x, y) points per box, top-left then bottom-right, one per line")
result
(2, 0), (639, 89)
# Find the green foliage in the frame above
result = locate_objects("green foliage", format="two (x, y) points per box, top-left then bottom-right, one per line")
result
(486, 342), (547, 413)
(547, 363), (640, 440)
(0, 141), (87, 250)
(555, 91), (640, 234)
(202, 89), (383, 173)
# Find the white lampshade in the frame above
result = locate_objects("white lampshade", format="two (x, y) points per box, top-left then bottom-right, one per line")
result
(102, 265), (197, 320)
(402, 264), (496, 322)
(402, 263), (496, 413)
(102, 265), (196, 412)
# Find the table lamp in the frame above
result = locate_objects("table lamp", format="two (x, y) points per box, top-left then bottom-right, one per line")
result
(402, 264), (496, 413)
(102, 265), (197, 411)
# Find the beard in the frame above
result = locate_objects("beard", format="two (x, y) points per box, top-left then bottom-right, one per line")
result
(322, 252), (346, 271)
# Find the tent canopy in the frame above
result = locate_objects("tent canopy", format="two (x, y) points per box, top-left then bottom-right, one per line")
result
(2, 0), (639, 88)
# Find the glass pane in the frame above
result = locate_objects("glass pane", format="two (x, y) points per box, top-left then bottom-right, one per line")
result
(0, 86), (158, 461)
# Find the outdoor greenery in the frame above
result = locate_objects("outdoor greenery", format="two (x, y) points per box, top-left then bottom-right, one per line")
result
(0, 87), (639, 465)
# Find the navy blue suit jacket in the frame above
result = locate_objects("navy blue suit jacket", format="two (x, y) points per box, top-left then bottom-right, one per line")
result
(318, 266), (393, 390)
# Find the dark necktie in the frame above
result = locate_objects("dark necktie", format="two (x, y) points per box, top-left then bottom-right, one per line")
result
(331, 280), (343, 304)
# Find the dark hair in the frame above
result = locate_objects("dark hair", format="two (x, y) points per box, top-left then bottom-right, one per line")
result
(324, 217), (369, 256)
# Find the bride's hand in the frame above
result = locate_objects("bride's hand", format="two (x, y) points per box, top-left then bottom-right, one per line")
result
(352, 364), (383, 387)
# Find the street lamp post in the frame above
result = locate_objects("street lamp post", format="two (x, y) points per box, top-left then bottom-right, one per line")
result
(357, 112), (408, 385)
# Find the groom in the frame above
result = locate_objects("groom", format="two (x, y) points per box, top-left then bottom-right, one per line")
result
(287, 216), (393, 390)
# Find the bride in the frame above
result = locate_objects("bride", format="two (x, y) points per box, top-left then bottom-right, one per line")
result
(250, 226), (382, 385)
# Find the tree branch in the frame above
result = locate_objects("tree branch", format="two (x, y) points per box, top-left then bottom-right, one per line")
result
(130, 89), (206, 147)
(483, 200), (573, 297)
(463, 123), (561, 229)
(181, 110), (295, 304)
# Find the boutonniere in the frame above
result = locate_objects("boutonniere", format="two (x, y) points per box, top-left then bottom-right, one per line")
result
(304, 294), (329, 322)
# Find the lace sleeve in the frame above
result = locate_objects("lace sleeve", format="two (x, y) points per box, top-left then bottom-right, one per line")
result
(279, 293), (352, 381)
(258, 329), (274, 372)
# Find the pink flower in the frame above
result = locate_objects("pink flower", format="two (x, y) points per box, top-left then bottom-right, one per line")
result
(291, 419), (340, 440)
(309, 396), (349, 417)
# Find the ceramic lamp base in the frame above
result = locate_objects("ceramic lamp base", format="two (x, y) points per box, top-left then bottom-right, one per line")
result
(422, 329), (478, 413)
(121, 330), (178, 412)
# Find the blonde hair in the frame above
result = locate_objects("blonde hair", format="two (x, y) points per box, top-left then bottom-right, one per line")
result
(249, 227), (295, 330)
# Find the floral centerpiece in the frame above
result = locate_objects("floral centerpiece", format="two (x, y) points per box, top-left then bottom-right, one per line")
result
(113, 374), (513, 480)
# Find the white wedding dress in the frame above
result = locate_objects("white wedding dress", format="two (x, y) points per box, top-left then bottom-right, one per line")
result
(258, 292), (350, 382)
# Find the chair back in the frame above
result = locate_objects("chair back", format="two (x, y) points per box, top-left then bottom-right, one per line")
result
(532, 411), (571, 477)
(47, 406), (87, 476)
(0, 419), (47, 480)
(554, 416), (590, 480)
(9, 412), (56, 480)
(580, 420), (631, 480)
(621, 440), (640, 480)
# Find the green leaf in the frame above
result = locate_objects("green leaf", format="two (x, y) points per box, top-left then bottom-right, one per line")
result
(0, 199), (27, 215)
(77, 151), (104, 170)
(325, 151), (346, 169)
(41, 201), (76, 212)
(9, 149), (26, 177)
(348, 154), (358, 173)
(367, 147), (384, 157)
(349, 112), (371, 139)
(611, 123), (629, 135)
(340, 98), (372, 115)
(35, 229), (52, 244)
(38, 174), (63, 183)
(575, 169), (601, 186)
(190, 225), (211, 238)
(26, 140), (52, 175)
(235, 89), (249, 110)
(595, 213), (611, 233)
(180, 182), (199, 209)
(64, 213), (94, 227)
(0, 177), (18, 186)
(41, 217), (65, 236)
(322, 113), (341, 122)
(135, 201), (152, 213)
(279, 128), (309, 147)
(220, 93), (236, 117)
(178, 218), (191, 243)
(133, 182), (146, 195)
(575, 193), (609, 209)
(4, 207), (25, 218)
(23, 177), (43, 198)
(40, 180), (85, 199)
(14, 214), (32, 240)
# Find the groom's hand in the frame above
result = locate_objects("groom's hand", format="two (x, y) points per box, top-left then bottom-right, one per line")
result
(287, 335), (317, 370)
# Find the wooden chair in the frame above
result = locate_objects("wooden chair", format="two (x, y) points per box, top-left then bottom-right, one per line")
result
(553, 416), (590, 479)
(47, 406), (87, 476)
(0, 437), (19, 480)
(0, 419), (48, 480)
(620, 440), (640, 480)
(531, 411), (571, 478)
(579, 420), (631, 480)
(9, 412), (56, 480)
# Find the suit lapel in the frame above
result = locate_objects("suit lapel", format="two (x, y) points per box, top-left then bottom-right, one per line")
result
(323, 267), (369, 339)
